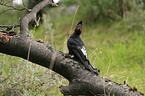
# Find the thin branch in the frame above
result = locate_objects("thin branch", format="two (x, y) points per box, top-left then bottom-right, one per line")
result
(0, 24), (20, 31)
(0, 30), (9, 33)
(0, 8), (31, 15)
(0, 24), (20, 28)
(0, 2), (31, 12)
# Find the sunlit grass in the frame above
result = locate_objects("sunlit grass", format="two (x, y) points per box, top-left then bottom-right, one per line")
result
(84, 26), (145, 93)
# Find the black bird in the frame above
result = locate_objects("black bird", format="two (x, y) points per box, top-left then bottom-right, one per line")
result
(67, 21), (99, 75)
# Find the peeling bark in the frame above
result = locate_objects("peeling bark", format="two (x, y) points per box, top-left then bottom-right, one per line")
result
(0, 0), (144, 95)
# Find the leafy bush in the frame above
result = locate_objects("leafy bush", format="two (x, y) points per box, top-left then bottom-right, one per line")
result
(64, 0), (145, 22)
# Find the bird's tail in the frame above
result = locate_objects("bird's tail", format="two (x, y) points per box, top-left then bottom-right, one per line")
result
(84, 62), (99, 75)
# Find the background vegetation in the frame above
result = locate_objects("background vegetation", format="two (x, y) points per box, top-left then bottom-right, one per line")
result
(0, 0), (145, 95)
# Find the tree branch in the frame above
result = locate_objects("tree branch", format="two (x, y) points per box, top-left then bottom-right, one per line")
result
(0, 24), (20, 31)
(0, 1), (31, 12)
(20, 0), (57, 35)
(0, 0), (144, 95)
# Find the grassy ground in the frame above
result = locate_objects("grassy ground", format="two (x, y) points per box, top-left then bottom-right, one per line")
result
(0, 3), (145, 96)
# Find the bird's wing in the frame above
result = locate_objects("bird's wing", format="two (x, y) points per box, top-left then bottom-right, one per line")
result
(68, 39), (89, 62)
(70, 46), (87, 63)
(68, 44), (96, 71)
(80, 46), (88, 59)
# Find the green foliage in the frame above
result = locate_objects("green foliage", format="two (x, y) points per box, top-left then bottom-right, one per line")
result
(73, 0), (145, 22)
(62, 0), (77, 6)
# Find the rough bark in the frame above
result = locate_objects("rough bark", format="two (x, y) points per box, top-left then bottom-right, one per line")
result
(27, 0), (43, 27)
(0, 0), (144, 96)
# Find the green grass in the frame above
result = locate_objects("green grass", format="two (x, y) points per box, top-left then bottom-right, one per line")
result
(0, 55), (67, 95)
(86, 28), (145, 92)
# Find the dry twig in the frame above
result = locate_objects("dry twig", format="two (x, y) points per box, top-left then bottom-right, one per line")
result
(0, 1), (31, 15)
(0, 24), (20, 31)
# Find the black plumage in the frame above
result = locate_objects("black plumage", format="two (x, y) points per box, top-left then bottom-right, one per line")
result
(67, 21), (99, 75)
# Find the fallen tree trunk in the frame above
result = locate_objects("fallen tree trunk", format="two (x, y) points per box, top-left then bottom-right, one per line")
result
(0, 0), (143, 95)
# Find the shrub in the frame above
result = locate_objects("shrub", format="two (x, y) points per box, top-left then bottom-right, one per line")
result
(66, 0), (145, 23)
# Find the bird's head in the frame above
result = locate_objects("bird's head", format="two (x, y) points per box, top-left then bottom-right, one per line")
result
(74, 21), (82, 35)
